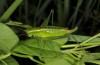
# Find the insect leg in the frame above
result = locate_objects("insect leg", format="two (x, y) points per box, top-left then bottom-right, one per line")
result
(39, 39), (53, 57)
(36, 38), (45, 56)
(46, 40), (58, 56)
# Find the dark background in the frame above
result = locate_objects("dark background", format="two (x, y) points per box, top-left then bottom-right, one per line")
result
(0, 0), (100, 65)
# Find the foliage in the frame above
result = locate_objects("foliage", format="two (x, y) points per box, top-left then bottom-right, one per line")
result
(0, 0), (100, 65)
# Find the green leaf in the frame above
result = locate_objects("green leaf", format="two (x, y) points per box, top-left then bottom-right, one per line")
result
(90, 53), (100, 59)
(0, 56), (19, 65)
(75, 60), (85, 65)
(87, 60), (100, 65)
(82, 53), (100, 61)
(74, 53), (100, 65)
(43, 54), (76, 64)
(69, 34), (100, 43)
(82, 53), (94, 62)
(13, 38), (61, 57)
(52, 37), (68, 46)
(44, 56), (72, 65)
(0, 23), (19, 52)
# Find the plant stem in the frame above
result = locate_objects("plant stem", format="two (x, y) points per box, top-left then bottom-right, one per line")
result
(0, 59), (7, 65)
(62, 42), (100, 48)
(0, 53), (11, 60)
(11, 52), (29, 58)
(75, 33), (100, 48)
(11, 52), (44, 65)
(29, 56), (44, 65)
(80, 33), (100, 45)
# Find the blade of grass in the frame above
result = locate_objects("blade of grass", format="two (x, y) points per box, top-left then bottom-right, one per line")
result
(33, 0), (51, 27)
(60, 0), (69, 26)
(62, 42), (100, 49)
(73, 6), (100, 22)
(68, 0), (83, 28)
(33, 0), (42, 27)
(0, 0), (6, 16)
(0, 0), (23, 22)
(83, 0), (96, 25)
(34, 0), (51, 20)
(57, 0), (63, 26)
(24, 0), (29, 24)
(63, 0), (69, 19)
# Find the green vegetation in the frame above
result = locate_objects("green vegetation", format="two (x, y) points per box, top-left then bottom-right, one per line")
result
(0, 0), (100, 65)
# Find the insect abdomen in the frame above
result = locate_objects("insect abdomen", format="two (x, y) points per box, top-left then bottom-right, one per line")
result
(26, 26), (78, 38)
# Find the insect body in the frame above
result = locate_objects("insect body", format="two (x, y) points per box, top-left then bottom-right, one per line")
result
(26, 26), (78, 38)
(25, 26), (78, 57)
